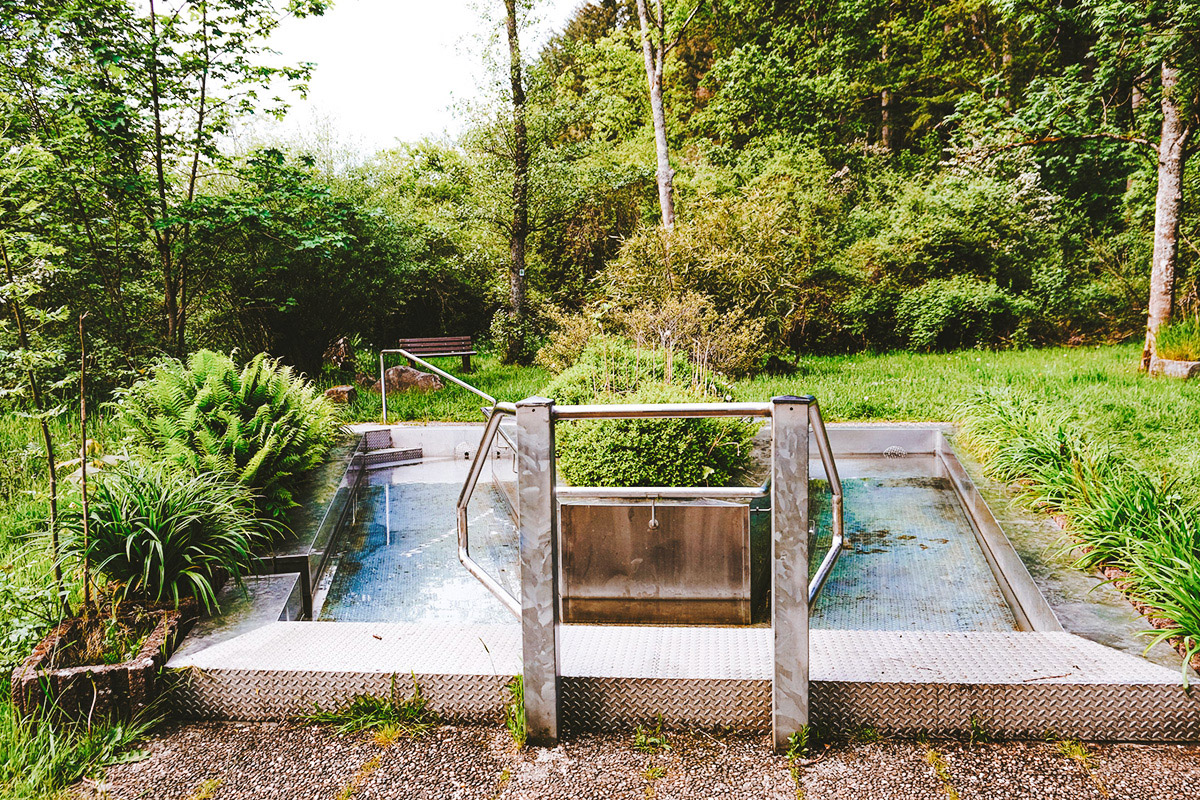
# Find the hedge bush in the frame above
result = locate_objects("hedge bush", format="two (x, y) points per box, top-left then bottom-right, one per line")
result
(554, 383), (757, 488)
(895, 276), (1028, 351)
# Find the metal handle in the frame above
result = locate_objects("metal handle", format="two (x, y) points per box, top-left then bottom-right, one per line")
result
(457, 404), (521, 618)
(807, 400), (844, 606)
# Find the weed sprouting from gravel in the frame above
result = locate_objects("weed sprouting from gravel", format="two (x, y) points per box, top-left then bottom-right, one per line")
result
(334, 754), (382, 800)
(185, 777), (223, 800)
(303, 676), (437, 738)
(642, 759), (668, 798)
(632, 715), (671, 754)
(968, 715), (994, 745)
(1056, 738), (1109, 796)
(504, 676), (526, 748)
(924, 748), (960, 800)
(851, 726), (880, 744)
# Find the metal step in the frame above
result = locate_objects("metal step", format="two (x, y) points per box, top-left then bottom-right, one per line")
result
(166, 623), (1200, 740)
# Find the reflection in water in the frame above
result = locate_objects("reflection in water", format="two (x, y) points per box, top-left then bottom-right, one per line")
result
(318, 463), (518, 624)
(318, 455), (1016, 632)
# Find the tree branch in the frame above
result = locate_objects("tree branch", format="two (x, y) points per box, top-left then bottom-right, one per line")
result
(664, 1), (703, 56)
(986, 131), (1157, 155)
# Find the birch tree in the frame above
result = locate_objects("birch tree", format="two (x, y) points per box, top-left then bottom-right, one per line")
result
(633, 0), (703, 230)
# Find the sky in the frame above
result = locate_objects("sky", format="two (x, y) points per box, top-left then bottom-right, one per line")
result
(260, 0), (585, 153)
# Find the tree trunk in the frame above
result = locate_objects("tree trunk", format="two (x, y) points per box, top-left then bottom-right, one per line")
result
(635, 0), (675, 229)
(147, 0), (181, 356)
(880, 39), (894, 151)
(503, 0), (529, 363)
(1142, 62), (1192, 370)
(881, 88), (894, 151)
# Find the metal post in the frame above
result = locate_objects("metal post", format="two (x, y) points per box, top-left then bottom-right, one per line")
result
(516, 396), (559, 745)
(771, 396), (811, 751)
(379, 352), (387, 424)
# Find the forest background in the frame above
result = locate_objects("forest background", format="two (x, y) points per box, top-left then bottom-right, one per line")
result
(3, 0), (1199, 396)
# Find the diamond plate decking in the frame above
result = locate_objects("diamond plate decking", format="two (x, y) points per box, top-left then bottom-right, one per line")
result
(167, 624), (1200, 740)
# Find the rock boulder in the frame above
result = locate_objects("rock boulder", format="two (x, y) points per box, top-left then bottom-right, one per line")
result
(371, 365), (444, 394)
(1150, 357), (1200, 380)
(323, 385), (357, 404)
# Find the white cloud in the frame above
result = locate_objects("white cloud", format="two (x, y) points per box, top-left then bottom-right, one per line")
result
(259, 0), (582, 152)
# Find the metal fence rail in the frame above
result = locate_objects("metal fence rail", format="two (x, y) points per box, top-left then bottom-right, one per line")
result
(378, 347), (845, 752)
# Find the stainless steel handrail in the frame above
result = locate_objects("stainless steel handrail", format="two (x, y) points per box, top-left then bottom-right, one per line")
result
(456, 404), (521, 618)
(807, 400), (844, 605)
(556, 482), (769, 500)
(454, 385), (841, 616)
(379, 348), (498, 423)
(554, 402), (773, 420)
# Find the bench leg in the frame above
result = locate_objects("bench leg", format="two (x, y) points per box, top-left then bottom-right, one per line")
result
(462, 354), (472, 373)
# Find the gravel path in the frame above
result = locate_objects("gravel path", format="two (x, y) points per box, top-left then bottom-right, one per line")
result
(87, 722), (1200, 800)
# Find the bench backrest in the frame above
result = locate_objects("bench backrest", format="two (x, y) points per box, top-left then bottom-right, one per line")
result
(398, 335), (473, 355)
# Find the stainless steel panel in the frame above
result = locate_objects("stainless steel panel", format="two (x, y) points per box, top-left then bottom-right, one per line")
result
(771, 396), (811, 750)
(517, 397), (561, 745)
(558, 500), (750, 625)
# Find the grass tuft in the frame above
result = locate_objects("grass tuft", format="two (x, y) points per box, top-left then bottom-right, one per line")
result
(632, 715), (671, 754)
(1157, 314), (1200, 362)
(924, 748), (960, 800)
(0, 698), (154, 799)
(503, 676), (526, 749)
(303, 676), (437, 738)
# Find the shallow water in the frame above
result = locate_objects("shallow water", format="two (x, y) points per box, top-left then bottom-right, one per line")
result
(316, 453), (1017, 631)
(809, 474), (1016, 631)
(317, 459), (518, 624)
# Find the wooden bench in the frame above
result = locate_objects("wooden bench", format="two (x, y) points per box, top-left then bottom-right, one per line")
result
(398, 336), (477, 372)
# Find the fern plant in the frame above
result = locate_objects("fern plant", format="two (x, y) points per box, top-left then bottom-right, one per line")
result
(114, 350), (339, 521)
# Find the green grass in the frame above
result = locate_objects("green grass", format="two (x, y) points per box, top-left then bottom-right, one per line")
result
(632, 715), (671, 754)
(332, 344), (1200, 490)
(302, 677), (437, 738)
(737, 344), (1200, 489)
(0, 413), (121, 668)
(503, 676), (526, 748)
(321, 353), (550, 423)
(0, 697), (153, 799)
(956, 387), (1200, 681)
(1158, 314), (1200, 362)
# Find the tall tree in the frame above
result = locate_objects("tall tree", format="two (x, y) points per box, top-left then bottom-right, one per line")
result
(0, 0), (325, 362)
(633, 0), (702, 229)
(503, 0), (531, 362)
(1143, 60), (1195, 367)
(1084, 0), (1200, 367)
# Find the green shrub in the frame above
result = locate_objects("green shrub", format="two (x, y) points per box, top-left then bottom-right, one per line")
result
(896, 276), (1027, 351)
(543, 337), (723, 403)
(1157, 313), (1200, 361)
(535, 307), (601, 373)
(62, 464), (274, 612)
(114, 350), (339, 519)
(556, 384), (756, 488)
(0, 697), (153, 799)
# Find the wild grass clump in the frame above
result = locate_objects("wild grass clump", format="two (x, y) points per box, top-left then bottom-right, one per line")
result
(114, 350), (339, 520)
(1156, 313), (1200, 362)
(0, 698), (152, 799)
(957, 388), (1200, 681)
(61, 463), (274, 613)
(303, 678), (437, 738)
(503, 676), (526, 748)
